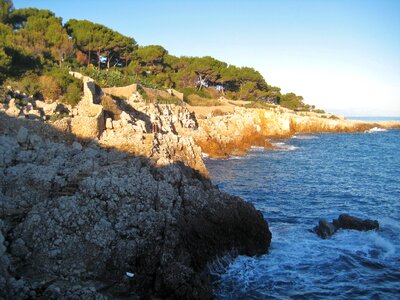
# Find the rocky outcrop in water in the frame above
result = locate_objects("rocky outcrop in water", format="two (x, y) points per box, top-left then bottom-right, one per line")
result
(313, 214), (379, 239)
(0, 116), (271, 299)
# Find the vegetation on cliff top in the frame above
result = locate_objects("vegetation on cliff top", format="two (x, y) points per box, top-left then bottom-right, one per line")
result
(0, 0), (319, 112)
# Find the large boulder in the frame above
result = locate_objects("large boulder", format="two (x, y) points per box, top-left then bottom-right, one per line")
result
(333, 213), (379, 231)
(313, 214), (379, 239)
(0, 123), (271, 299)
(313, 219), (337, 239)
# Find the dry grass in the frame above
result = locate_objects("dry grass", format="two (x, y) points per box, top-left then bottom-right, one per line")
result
(187, 95), (223, 106)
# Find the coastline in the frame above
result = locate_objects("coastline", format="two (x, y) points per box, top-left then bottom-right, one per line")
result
(1, 78), (399, 299)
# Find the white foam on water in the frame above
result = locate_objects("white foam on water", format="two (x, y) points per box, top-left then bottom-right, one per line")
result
(250, 146), (265, 150)
(365, 127), (388, 133)
(292, 135), (318, 140)
(272, 142), (299, 151)
(227, 156), (245, 160)
(370, 233), (396, 258)
(202, 152), (209, 158)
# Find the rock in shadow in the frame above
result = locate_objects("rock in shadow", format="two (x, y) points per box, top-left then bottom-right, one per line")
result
(0, 112), (271, 300)
(313, 214), (379, 239)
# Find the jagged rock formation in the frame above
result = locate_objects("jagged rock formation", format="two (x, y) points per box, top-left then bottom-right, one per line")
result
(193, 106), (400, 158)
(0, 118), (271, 299)
(313, 214), (379, 239)
(2, 73), (400, 168)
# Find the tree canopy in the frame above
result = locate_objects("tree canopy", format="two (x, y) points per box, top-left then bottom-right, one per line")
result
(0, 0), (313, 111)
(65, 19), (137, 68)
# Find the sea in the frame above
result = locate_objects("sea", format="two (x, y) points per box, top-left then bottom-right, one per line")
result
(205, 125), (400, 299)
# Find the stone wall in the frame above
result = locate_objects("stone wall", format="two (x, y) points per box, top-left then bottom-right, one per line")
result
(69, 71), (105, 139)
(102, 84), (138, 99)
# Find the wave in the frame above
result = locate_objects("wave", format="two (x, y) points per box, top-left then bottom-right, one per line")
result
(227, 156), (246, 160)
(202, 152), (209, 158)
(271, 142), (299, 151)
(365, 127), (388, 133)
(250, 146), (265, 150)
(292, 135), (318, 140)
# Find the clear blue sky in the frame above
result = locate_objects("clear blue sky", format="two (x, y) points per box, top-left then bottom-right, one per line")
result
(13, 0), (400, 116)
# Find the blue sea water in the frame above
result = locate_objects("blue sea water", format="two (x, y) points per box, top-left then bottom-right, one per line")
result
(205, 129), (400, 299)
(345, 116), (400, 121)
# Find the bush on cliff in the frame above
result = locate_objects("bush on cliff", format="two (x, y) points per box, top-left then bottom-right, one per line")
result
(39, 75), (62, 102)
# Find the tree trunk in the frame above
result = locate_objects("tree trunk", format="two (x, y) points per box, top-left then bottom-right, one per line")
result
(88, 39), (91, 67)
(98, 47), (101, 69)
(107, 55), (110, 70)
(198, 75), (203, 91)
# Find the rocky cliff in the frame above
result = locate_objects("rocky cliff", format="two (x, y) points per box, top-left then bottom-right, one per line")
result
(193, 106), (400, 158)
(0, 114), (271, 299)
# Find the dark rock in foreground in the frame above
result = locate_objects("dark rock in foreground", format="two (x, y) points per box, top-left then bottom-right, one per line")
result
(313, 214), (379, 239)
(0, 118), (271, 299)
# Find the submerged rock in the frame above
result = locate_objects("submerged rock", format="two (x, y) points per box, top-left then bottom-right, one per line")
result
(313, 219), (337, 239)
(313, 214), (379, 239)
(0, 117), (271, 299)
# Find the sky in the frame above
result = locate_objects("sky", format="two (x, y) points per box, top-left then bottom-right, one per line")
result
(13, 0), (400, 116)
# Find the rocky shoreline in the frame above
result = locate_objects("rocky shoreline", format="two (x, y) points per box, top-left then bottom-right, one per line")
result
(0, 115), (271, 299)
(1, 76), (399, 299)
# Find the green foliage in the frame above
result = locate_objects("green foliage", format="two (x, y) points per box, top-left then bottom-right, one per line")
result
(10, 8), (72, 66)
(61, 83), (81, 107)
(244, 100), (275, 109)
(0, 1), (321, 112)
(0, 0), (13, 23)
(156, 95), (180, 105)
(39, 75), (61, 101)
(81, 66), (132, 87)
(137, 85), (149, 102)
(19, 73), (41, 97)
(48, 111), (68, 122)
(65, 19), (137, 68)
(136, 45), (167, 67)
(279, 92), (308, 111)
(181, 87), (211, 99)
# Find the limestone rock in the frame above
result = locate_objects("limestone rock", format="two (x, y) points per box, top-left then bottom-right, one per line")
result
(72, 141), (83, 151)
(16, 126), (28, 145)
(105, 117), (113, 129)
(5, 99), (21, 117)
(0, 118), (271, 299)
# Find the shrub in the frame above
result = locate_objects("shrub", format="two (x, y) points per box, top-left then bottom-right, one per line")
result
(244, 101), (274, 109)
(212, 109), (226, 116)
(48, 112), (69, 122)
(101, 95), (122, 119)
(39, 75), (61, 102)
(20, 73), (41, 97)
(137, 85), (149, 102)
(62, 83), (81, 107)
(181, 87), (211, 99)
(76, 51), (88, 65)
(156, 95), (181, 105)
